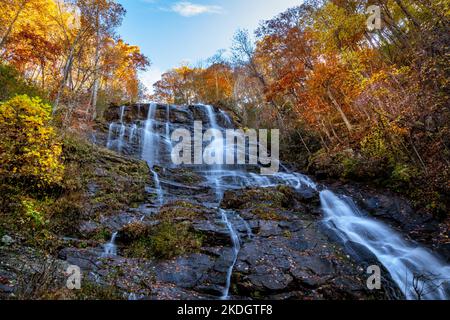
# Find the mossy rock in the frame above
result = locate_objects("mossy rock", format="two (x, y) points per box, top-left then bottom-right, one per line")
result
(249, 207), (287, 221)
(221, 187), (294, 210)
(155, 201), (211, 222)
(123, 221), (203, 260)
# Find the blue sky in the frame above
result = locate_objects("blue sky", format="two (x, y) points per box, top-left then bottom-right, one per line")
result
(117, 0), (303, 92)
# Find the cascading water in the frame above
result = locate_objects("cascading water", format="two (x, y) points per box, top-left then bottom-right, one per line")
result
(142, 103), (158, 166)
(220, 209), (241, 300)
(106, 106), (127, 152)
(320, 190), (450, 300)
(103, 231), (118, 256)
(104, 103), (450, 300)
(129, 124), (137, 143)
(141, 103), (165, 206)
(151, 169), (164, 206)
(220, 110), (233, 127)
(202, 104), (226, 200)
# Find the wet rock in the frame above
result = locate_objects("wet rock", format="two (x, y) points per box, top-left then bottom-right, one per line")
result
(79, 221), (102, 238)
(257, 220), (285, 237)
(247, 266), (294, 292)
(154, 254), (215, 289)
(58, 248), (100, 272)
(192, 220), (232, 246)
(1, 235), (14, 246)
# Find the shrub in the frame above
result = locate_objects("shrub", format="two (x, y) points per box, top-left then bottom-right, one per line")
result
(0, 95), (64, 188)
(21, 199), (46, 228)
(0, 63), (45, 101)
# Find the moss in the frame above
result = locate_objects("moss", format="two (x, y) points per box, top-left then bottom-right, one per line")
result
(283, 230), (293, 239)
(61, 133), (150, 216)
(155, 201), (208, 222)
(123, 221), (204, 260)
(222, 187), (292, 211)
(250, 207), (286, 221)
(0, 132), (152, 251)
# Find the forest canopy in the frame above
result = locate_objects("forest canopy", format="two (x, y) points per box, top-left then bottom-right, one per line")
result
(152, 0), (450, 217)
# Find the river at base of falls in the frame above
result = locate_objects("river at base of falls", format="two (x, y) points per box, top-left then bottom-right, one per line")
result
(104, 103), (450, 300)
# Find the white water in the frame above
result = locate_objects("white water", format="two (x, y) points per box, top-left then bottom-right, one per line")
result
(103, 231), (118, 256)
(129, 123), (137, 143)
(151, 169), (164, 206)
(320, 190), (450, 300)
(220, 110), (233, 127)
(142, 103), (159, 166)
(220, 209), (241, 300)
(104, 103), (450, 300)
(202, 104), (225, 200)
(141, 103), (165, 206)
(106, 106), (127, 152)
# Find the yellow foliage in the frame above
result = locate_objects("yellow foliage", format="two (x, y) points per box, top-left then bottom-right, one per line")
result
(0, 95), (64, 186)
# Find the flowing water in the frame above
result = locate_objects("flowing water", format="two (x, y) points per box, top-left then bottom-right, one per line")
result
(320, 190), (450, 300)
(103, 231), (118, 256)
(104, 103), (450, 300)
(219, 209), (241, 300)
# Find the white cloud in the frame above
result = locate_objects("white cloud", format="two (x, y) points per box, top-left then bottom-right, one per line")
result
(171, 1), (223, 17)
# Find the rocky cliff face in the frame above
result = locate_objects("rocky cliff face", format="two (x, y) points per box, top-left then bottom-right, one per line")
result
(2, 103), (448, 300)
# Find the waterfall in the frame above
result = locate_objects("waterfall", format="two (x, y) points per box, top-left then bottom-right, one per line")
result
(151, 169), (164, 206)
(142, 103), (158, 166)
(220, 110), (233, 127)
(204, 104), (219, 129)
(202, 104), (225, 200)
(220, 209), (241, 300)
(140, 103), (165, 206)
(103, 231), (118, 256)
(102, 103), (450, 300)
(129, 124), (137, 143)
(106, 106), (127, 152)
(106, 123), (115, 149)
(119, 106), (125, 122)
(117, 124), (126, 153)
(320, 190), (450, 300)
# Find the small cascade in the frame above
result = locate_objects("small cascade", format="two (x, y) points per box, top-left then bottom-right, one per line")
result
(142, 103), (159, 166)
(151, 169), (164, 206)
(220, 110), (233, 127)
(117, 124), (126, 153)
(106, 123), (115, 149)
(140, 103), (165, 206)
(119, 105), (125, 122)
(129, 123), (137, 143)
(320, 190), (450, 300)
(219, 209), (241, 300)
(106, 106), (127, 152)
(103, 231), (118, 256)
(202, 104), (226, 200)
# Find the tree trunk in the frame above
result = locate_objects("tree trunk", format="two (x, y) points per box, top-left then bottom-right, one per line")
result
(91, 9), (101, 121)
(296, 130), (311, 155)
(54, 29), (83, 114)
(393, 0), (421, 30)
(326, 87), (353, 132)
